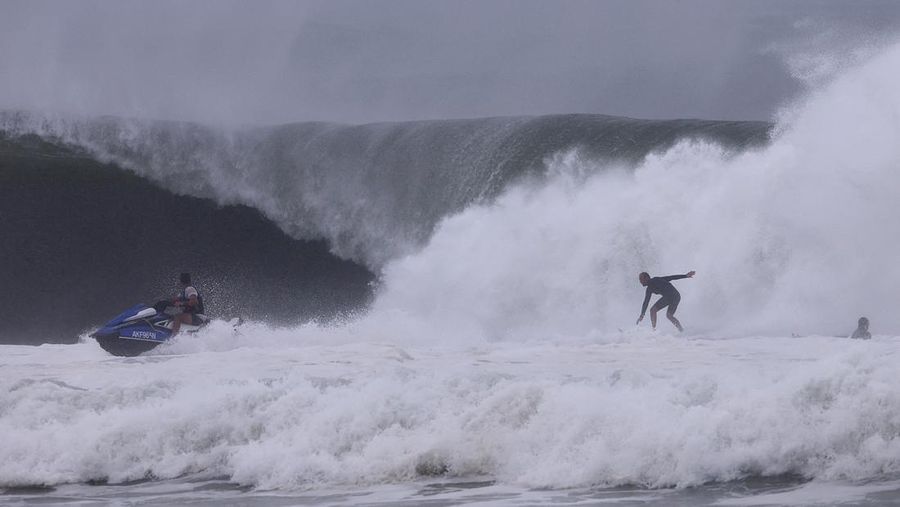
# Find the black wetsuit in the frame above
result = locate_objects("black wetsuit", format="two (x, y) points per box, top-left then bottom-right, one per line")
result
(640, 274), (689, 316)
(851, 327), (871, 340)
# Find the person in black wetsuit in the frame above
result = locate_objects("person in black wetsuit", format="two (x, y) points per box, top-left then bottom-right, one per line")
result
(636, 270), (696, 332)
(851, 317), (871, 339)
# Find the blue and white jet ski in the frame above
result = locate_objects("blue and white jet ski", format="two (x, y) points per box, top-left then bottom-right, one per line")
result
(91, 301), (210, 357)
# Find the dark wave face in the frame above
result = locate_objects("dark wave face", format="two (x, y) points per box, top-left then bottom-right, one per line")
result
(0, 133), (374, 345)
(0, 112), (771, 344)
(1, 112), (771, 269)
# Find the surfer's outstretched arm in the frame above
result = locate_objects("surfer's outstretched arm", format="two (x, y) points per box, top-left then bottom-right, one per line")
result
(637, 288), (652, 324)
(662, 270), (695, 282)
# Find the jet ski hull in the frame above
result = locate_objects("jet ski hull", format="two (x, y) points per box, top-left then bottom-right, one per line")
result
(91, 303), (208, 357)
(93, 331), (167, 357)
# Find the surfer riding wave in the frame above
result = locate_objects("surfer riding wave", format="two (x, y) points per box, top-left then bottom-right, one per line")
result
(636, 271), (695, 332)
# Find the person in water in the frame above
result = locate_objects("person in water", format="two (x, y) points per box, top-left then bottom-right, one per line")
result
(636, 270), (696, 332)
(171, 272), (205, 336)
(851, 317), (871, 340)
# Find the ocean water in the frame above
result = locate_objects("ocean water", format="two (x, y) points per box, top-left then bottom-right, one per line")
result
(4, 26), (900, 507)
(3, 331), (900, 506)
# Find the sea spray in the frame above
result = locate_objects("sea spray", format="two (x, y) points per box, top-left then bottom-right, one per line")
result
(370, 44), (900, 339)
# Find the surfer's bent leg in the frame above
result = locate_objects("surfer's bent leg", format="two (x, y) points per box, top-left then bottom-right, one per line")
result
(665, 293), (683, 332)
(650, 297), (670, 330)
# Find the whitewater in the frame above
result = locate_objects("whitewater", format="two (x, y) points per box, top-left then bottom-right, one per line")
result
(3, 332), (900, 505)
(4, 37), (900, 507)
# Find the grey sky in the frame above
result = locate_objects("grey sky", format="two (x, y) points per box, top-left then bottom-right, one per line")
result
(1, 0), (899, 125)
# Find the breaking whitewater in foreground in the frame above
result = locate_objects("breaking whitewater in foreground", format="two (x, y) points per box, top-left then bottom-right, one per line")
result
(3, 332), (900, 505)
(4, 38), (900, 507)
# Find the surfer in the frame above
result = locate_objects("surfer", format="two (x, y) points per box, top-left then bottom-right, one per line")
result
(850, 317), (871, 339)
(636, 271), (695, 332)
(171, 272), (205, 336)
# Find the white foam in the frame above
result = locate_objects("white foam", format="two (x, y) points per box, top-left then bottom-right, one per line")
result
(371, 43), (900, 340)
(2, 335), (900, 490)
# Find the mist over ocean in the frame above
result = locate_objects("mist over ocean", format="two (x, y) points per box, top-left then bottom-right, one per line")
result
(4, 3), (900, 505)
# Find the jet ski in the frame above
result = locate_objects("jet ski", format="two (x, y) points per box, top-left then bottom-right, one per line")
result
(91, 301), (210, 357)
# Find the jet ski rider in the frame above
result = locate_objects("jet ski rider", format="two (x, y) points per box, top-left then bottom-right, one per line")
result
(171, 272), (205, 336)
